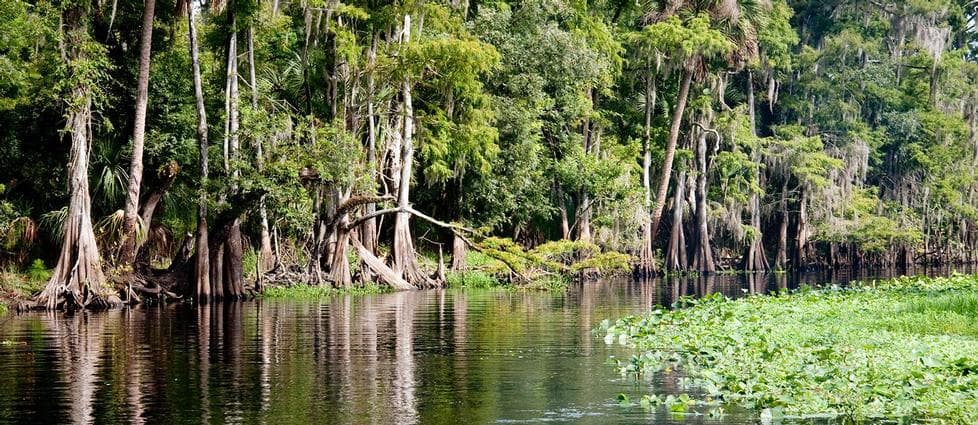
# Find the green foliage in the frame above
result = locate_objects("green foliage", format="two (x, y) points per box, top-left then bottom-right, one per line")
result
(634, 14), (734, 68)
(604, 275), (978, 422)
(569, 251), (630, 274)
(25, 259), (51, 283)
(2, 0), (978, 289)
(446, 270), (501, 289)
(261, 283), (390, 299)
(0, 260), (49, 298)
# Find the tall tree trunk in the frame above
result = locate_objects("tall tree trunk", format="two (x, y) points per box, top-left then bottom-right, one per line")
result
(650, 69), (693, 241)
(309, 186), (325, 282)
(747, 70), (756, 132)
(328, 189), (353, 287)
(691, 129), (715, 273)
(796, 187), (809, 268)
(120, 0), (156, 266)
(557, 183), (570, 240)
(248, 27), (274, 275)
(188, 0), (210, 301)
(392, 14), (428, 286)
(744, 71), (768, 272)
(665, 169), (687, 271)
(361, 35), (379, 255)
(774, 181), (788, 269)
(577, 89), (596, 243)
(221, 21), (244, 299)
(638, 67), (658, 275)
(745, 189), (768, 272)
(38, 6), (108, 309)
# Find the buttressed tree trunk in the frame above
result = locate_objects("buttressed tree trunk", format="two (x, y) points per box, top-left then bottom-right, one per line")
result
(120, 0), (156, 266)
(650, 69), (693, 243)
(691, 128), (715, 273)
(222, 21), (245, 299)
(665, 169), (687, 271)
(188, 0), (210, 301)
(328, 189), (353, 287)
(392, 14), (430, 286)
(638, 66), (658, 275)
(38, 6), (108, 309)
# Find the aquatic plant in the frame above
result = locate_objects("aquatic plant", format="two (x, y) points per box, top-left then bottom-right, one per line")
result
(603, 275), (978, 423)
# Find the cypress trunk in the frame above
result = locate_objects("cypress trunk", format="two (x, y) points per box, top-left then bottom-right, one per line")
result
(188, 0), (210, 301)
(38, 5), (108, 309)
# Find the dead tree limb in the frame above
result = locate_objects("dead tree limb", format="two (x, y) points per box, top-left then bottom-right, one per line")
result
(350, 237), (414, 290)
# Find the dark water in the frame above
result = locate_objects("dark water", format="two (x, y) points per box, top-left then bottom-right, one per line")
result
(0, 267), (972, 424)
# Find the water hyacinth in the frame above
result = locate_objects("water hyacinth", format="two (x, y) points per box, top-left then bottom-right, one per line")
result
(602, 274), (978, 423)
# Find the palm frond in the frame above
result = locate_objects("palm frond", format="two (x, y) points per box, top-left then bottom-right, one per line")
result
(39, 207), (68, 244)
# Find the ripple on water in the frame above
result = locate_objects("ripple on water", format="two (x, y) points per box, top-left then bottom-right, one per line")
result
(0, 268), (958, 424)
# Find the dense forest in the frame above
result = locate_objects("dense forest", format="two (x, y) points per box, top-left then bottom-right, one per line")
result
(1, 0), (977, 308)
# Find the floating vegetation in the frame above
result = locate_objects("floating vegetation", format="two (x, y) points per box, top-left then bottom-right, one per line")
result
(602, 274), (978, 423)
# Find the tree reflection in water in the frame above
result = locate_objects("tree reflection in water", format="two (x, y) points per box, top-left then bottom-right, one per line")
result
(0, 267), (972, 424)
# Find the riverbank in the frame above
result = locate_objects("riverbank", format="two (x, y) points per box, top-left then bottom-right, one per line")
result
(0, 263), (49, 313)
(603, 274), (978, 423)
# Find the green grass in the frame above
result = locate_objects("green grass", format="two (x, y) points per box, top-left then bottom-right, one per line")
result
(260, 283), (390, 299)
(0, 260), (51, 314)
(602, 274), (978, 423)
(901, 291), (978, 316)
(518, 275), (570, 292)
(446, 270), (502, 289)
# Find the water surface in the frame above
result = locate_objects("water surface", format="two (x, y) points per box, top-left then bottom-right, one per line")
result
(0, 267), (970, 424)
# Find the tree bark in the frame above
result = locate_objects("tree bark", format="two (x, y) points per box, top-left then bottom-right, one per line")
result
(744, 70), (768, 272)
(691, 129), (715, 273)
(120, 0), (156, 266)
(392, 14), (430, 286)
(796, 187), (809, 268)
(774, 181), (788, 269)
(215, 19), (244, 300)
(187, 0), (210, 301)
(577, 89), (596, 243)
(556, 182), (570, 240)
(650, 69), (693, 241)
(451, 233), (466, 271)
(38, 6), (108, 309)
(137, 161), (179, 239)
(328, 189), (353, 287)
(361, 34), (380, 255)
(248, 26), (274, 274)
(638, 67), (658, 274)
(665, 169), (688, 271)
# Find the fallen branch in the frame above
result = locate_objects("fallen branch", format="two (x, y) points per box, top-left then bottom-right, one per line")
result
(449, 232), (548, 283)
(325, 194), (395, 231)
(350, 237), (414, 290)
(344, 205), (534, 283)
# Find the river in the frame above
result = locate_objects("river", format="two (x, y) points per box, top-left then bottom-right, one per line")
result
(0, 267), (971, 424)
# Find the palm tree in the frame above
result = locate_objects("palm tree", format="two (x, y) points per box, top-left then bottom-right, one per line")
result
(120, 0), (157, 265)
(642, 0), (769, 269)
